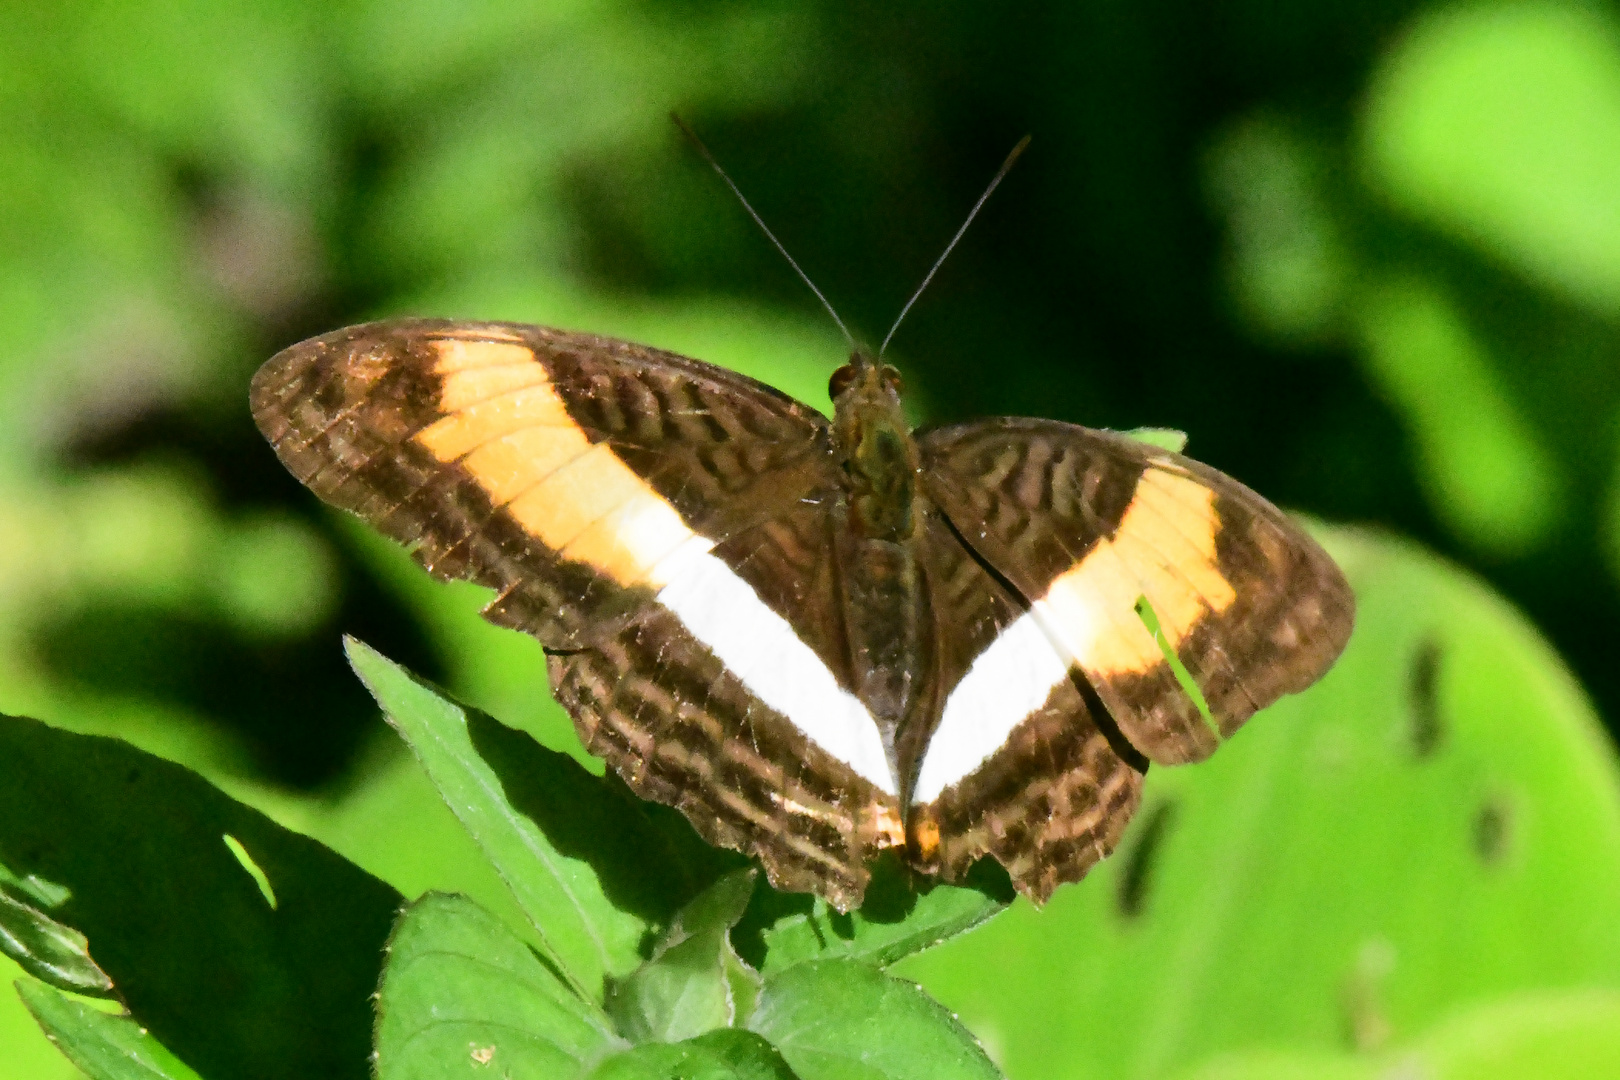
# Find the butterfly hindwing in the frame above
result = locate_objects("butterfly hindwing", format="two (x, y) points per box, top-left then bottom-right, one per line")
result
(550, 495), (904, 911)
(911, 507), (1145, 903)
(918, 418), (1354, 767)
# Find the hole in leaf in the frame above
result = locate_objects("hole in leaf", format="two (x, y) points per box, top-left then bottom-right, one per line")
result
(223, 834), (277, 910)
(1134, 595), (1216, 733)
(1409, 635), (1444, 758)
(1474, 795), (1513, 867)
(1115, 799), (1176, 920)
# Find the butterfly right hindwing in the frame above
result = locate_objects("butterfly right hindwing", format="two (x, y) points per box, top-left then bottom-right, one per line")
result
(910, 506), (1145, 903)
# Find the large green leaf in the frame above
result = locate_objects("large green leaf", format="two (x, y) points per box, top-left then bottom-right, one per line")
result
(749, 959), (1002, 1080)
(16, 979), (200, 1080)
(1399, 989), (1620, 1079)
(901, 529), (1620, 1079)
(0, 714), (400, 1080)
(347, 638), (742, 999)
(375, 892), (622, 1080)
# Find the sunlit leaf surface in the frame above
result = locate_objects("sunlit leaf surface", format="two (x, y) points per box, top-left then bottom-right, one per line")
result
(375, 893), (622, 1080)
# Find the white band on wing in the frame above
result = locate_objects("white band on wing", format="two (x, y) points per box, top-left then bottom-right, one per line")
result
(652, 540), (897, 797)
(912, 607), (1072, 805)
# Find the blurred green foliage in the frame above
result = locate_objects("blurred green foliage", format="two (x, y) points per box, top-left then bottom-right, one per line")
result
(5, 0), (1620, 1076)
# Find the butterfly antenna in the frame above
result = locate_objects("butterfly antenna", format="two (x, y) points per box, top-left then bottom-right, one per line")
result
(672, 114), (855, 350)
(879, 135), (1031, 359)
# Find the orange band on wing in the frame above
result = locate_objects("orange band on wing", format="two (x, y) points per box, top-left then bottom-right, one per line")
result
(430, 338), (534, 371)
(413, 338), (703, 587)
(1037, 466), (1235, 676)
(437, 360), (551, 411)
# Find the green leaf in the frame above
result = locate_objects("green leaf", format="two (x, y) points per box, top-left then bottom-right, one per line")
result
(375, 893), (622, 1080)
(0, 714), (399, 1080)
(1363, 2), (1620, 315)
(1356, 275), (1563, 556)
(723, 946), (764, 1029)
(608, 870), (760, 1043)
(0, 884), (113, 997)
(758, 856), (1010, 974)
(670, 869), (759, 943)
(1168, 1051), (1367, 1080)
(16, 979), (201, 1080)
(589, 1029), (800, 1080)
(347, 638), (742, 999)
(748, 959), (1002, 1080)
(901, 529), (1620, 1079)
(1123, 427), (1190, 453)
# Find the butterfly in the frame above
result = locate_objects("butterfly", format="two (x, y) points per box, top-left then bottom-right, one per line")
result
(250, 318), (1353, 911)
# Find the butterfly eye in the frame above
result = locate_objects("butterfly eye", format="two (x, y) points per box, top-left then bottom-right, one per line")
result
(880, 365), (904, 393)
(829, 365), (857, 400)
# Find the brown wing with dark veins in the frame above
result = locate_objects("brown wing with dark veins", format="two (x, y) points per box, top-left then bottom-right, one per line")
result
(550, 491), (903, 911)
(251, 319), (901, 908)
(917, 418), (1354, 767)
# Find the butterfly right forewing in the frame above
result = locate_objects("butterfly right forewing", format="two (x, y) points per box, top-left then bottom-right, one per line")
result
(917, 418), (1354, 768)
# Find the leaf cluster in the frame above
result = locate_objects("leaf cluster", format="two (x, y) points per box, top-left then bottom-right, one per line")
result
(1, 639), (1013, 1080)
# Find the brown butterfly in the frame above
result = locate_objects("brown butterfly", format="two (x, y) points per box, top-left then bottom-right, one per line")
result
(250, 316), (1353, 911)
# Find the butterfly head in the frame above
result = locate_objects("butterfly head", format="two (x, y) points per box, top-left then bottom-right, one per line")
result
(829, 348), (904, 406)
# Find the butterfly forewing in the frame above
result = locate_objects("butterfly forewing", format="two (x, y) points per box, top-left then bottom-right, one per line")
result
(918, 418), (1354, 767)
(251, 320), (832, 645)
